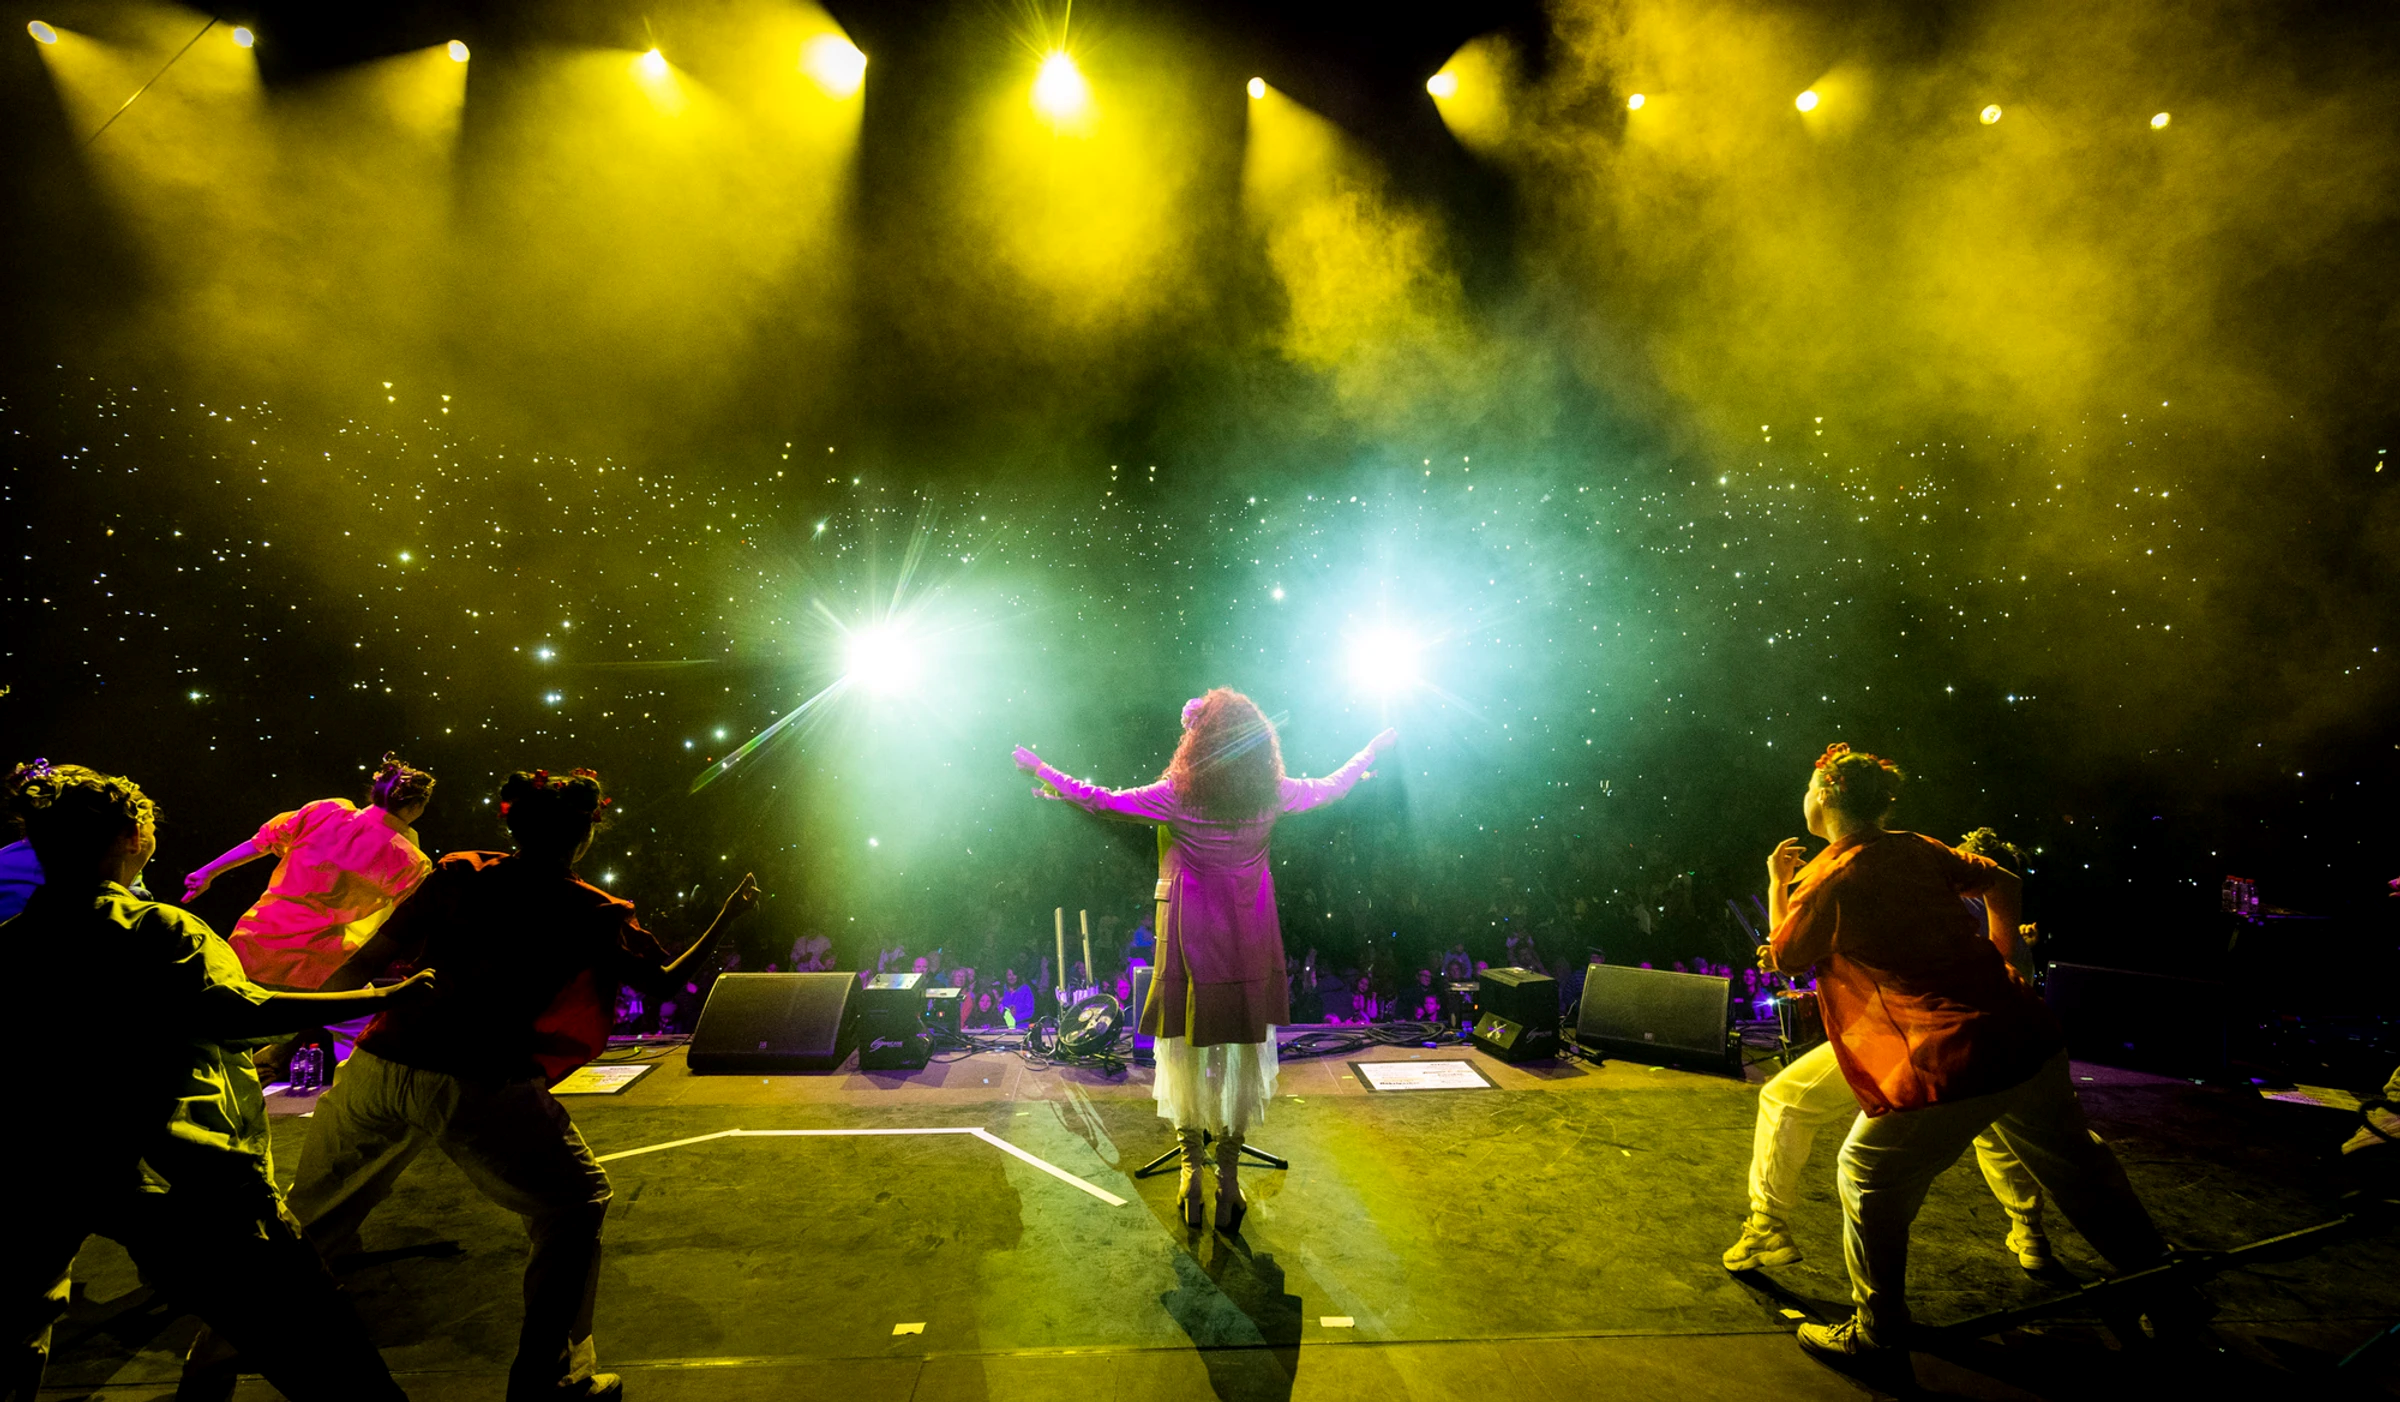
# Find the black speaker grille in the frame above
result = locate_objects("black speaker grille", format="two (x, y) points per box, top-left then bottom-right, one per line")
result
(1575, 963), (1733, 1068)
(688, 972), (856, 1073)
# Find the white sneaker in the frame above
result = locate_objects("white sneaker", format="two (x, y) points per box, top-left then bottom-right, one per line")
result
(1722, 1214), (1803, 1271)
(1796, 1313), (1893, 1358)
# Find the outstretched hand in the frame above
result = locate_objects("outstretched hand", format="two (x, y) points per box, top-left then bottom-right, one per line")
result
(1014, 746), (1064, 799)
(182, 870), (213, 903)
(1367, 727), (1399, 761)
(379, 968), (437, 1006)
(721, 873), (761, 920)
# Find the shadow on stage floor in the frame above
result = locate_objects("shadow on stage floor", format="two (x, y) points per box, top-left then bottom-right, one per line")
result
(37, 1039), (2400, 1400)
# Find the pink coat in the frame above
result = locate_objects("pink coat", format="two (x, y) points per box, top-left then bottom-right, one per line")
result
(1035, 745), (1379, 1046)
(227, 799), (431, 988)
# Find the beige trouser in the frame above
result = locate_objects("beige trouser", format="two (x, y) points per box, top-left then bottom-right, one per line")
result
(288, 1050), (611, 1395)
(1749, 1040), (2044, 1240)
(1839, 1049), (2167, 1339)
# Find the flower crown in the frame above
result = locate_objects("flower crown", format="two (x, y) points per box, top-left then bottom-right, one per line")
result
(1812, 742), (1900, 792)
(499, 767), (612, 816)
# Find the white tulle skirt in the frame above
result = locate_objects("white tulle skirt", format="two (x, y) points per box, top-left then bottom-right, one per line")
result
(1152, 1031), (1280, 1136)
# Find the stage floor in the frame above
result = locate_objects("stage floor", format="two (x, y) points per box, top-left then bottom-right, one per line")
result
(39, 1037), (2400, 1400)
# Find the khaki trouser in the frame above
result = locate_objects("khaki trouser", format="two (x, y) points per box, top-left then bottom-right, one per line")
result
(1838, 1049), (2167, 1339)
(1749, 1039), (2045, 1241)
(289, 1050), (611, 1396)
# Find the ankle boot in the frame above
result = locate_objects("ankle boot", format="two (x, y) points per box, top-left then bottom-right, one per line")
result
(1212, 1131), (1247, 1235)
(1175, 1127), (1208, 1229)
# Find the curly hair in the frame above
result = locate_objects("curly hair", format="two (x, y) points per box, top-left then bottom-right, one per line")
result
(1811, 742), (1905, 818)
(370, 752), (436, 811)
(499, 767), (611, 858)
(1957, 827), (2028, 870)
(6, 759), (155, 875)
(1163, 688), (1284, 822)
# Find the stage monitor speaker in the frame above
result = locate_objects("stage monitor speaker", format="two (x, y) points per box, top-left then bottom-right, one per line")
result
(854, 971), (930, 1071)
(2045, 962), (2232, 1079)
(688, 972), (858, 1073)
(1576, 963), (1738, 1073)
(1470, 966), (1560, 1063)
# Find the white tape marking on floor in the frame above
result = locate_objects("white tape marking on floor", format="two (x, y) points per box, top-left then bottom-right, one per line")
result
(591, 1129), (743, 1163)
(595, 1125), (1128, 1207)
(968, 1128), (1130, 1207)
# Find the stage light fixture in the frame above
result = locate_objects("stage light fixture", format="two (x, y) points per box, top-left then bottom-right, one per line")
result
(1980, 104), (2002, 124)
(447, 39), (469, 63)
(1426, 71), (1458, 99)
(844, 623), (924, 696)
(638, 47), (668, 79)
(1626, 93), (1645, 110)
(2150, 111), (2171, 129)
(1346, 627), (1423, 697)
(1795, 89), (1819, 112)
(803, 34), (866, 98)
(28, 20), (58, 44)
(231, 25), (255, 49)
(1032, 51), (1089, 121)
(1247, 76), (1266, 100)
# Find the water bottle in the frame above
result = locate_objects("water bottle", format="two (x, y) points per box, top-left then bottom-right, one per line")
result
(292, 1044), (321, 1093)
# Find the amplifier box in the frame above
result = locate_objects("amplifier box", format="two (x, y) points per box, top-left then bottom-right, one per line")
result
(1470, 967), (1561, 1063)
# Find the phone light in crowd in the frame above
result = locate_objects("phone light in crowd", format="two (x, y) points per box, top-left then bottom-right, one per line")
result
(2151, 111), (2171, 129)
(638, 47), (669, 80)
(447, 39), (469, 63)
(1247, 76), (1266, 100)
(1426, 71), (1458, 99)
(802, 34), (866, 98)
(1032, 51), (1089, 121)
(1980, 104), (2002, 124)
(1347, 628), (1424, 698)
(1795, 89), (1820, 112)
(845, 623), (924, 697)
(27, 20), (57, 43)
(231, 25), (255, 49)
(1626, 93), (1645, 110)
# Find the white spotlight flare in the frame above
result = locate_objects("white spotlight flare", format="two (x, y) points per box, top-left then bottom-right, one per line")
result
(1346, 628), (1423, 697)
(845, 624), (924, 696)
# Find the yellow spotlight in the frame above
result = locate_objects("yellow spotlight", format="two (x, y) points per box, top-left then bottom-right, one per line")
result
(1795, 89), (1819, 112)
(231, 25), (255, 49)
(2150, 111), (2171, 129)
(1426, 71), (1458, 99)
(1626, 92), (1645, 110)
(27, 20), (58, 43)
(1032, 51), (1088, 120)
(1980, 104), (2002, 124)
(447, 39), (469, 63)
(638, 47), (668, 79)
(802, 34), (866, 98)
(1247, 76), (1266, 100)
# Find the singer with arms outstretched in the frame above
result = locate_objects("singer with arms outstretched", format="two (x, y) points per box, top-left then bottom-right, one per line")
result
(1015, 688), (1395, 1233)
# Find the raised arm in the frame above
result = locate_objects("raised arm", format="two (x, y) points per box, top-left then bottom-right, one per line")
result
(1279, 728), (1397, 815)
(659, 874), (761, 977)
(184, 839), (268, 903)
(1013, 746), (1176, 823)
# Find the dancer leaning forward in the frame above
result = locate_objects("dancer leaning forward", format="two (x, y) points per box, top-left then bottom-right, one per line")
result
(1016, 689), (1394, 1233)
(1751, 743), (2206, 1362)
